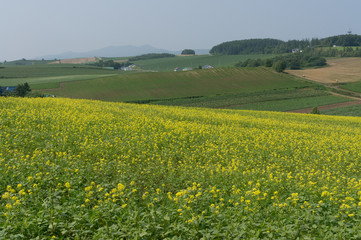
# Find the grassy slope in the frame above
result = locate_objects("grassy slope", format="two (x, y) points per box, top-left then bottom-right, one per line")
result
(1, 57), (356, 114)
(133, 54), (275, 71)
(0, 64), (119, 90)
(0, 74), (117, 90)
(0, 64), (118, 78)
(322, 104), (361, 116)
(41, 67), (314, 101)
(340, 82), (361, 93)
(230, 95), (352, 111)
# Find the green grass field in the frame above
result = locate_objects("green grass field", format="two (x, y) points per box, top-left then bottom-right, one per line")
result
(1, 59), (54, 66)
(0, 74), (117, 90)
(340, 81), (361, 93)
(0, 64), (122, 90)
(322, 104), (361, 116)
(229, 95), (352, 111)
(0, 64), (118, 79)
(1, 60), (356, 114)
(149, 89), (328, 107)
(132, 54), (275, 71)
(40, 67), (316, 102)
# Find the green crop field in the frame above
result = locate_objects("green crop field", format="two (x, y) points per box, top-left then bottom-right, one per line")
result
(149, 88), (338, 108)
(0, 64), (118, 79)
(340, 81), (361, 93)
(0, 64), (122, 90)
(1, 62), (355, 114)
(132, 54), (275, 71)
(322, 104), (361, 116)
(40, 67), (316, 102)
(229, 95), (352, 111)
(0, 74), (117, 90)
(2, 97), (361, 238)
(1, 59), (54, 66)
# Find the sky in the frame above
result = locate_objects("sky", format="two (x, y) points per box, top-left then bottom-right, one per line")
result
(0, 0), (360, 61)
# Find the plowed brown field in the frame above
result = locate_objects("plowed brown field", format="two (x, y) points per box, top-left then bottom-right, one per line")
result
(286, 58), (361, 84)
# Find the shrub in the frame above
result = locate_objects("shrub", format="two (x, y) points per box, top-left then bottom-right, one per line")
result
(310, 106), (320, 114)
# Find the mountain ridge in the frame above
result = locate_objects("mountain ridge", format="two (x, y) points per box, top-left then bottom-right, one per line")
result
(37, 45), (210, 60)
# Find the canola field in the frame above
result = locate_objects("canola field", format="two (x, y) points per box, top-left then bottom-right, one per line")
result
(1, 97), (361, 239)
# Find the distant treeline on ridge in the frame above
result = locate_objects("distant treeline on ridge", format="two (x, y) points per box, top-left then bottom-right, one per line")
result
(210, 34), (361, 55)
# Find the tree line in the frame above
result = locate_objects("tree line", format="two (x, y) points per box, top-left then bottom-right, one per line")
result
(314, 34), (361, 47)
(210, 34), (361, 55)
(90, 60), (133, 69)
(235, 52), (327, 72)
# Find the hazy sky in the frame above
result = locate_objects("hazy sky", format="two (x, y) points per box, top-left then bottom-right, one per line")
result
(1, 0), (360, 60)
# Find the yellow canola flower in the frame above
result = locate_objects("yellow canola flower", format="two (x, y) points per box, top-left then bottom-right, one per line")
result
(1, 192), (10, 199)
(117, 183), (125, 192)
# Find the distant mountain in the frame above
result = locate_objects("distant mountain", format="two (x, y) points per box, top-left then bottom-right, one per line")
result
(37, 45), (210, 60)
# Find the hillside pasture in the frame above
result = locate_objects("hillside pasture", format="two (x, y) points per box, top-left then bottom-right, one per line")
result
(0, 74), (117, 90)
(130, 54), (276, 71)
(339, 81), (361, 94)
(41, 67), (315, 102)
(229, 95), (353, 111)
(0, 64), (120, 90)
(322, 104), (361, 116)
(150, 89), (354, 110)
(0, 64), (119, 79)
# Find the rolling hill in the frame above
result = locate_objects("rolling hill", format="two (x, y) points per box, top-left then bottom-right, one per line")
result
(39, 67), (314, 101)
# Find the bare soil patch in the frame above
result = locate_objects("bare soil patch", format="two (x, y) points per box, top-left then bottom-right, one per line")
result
(286, 58), (361, 84)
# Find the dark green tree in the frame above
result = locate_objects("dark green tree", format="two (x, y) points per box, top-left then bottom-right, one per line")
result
(273, 60), (286, 72)
(15, 82), (31, 97)
(24, 82), (31, 92)
(181, 49), (195, 55)
(264, 59), (273, 67)
(310, 107), (320, 114)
